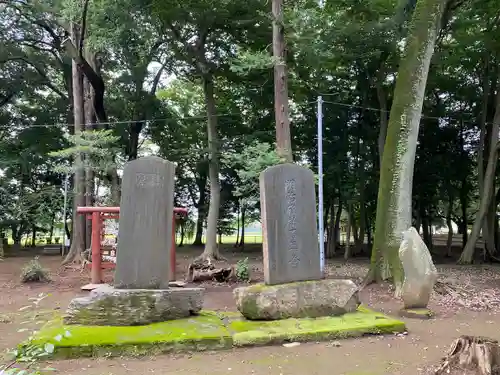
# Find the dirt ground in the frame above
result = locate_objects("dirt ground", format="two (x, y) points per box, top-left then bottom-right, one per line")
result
(2, 246), (500, 375)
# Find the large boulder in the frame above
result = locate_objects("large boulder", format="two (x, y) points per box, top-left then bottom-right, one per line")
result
(64, 285), (204, 326)
(233, 279), (359, 320)
(399, 227), (438, 309)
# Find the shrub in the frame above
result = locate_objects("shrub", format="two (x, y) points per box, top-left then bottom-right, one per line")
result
(235, 257), (250, 282)
(20, 258), (50, 283)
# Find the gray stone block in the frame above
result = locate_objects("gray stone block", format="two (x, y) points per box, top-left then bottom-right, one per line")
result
(233, 279), (359, 320)
(114, 156), (175, 289)
(64, 285), (204, 326)
(259, 163), (321, 285)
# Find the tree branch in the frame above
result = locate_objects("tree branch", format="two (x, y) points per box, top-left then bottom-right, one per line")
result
(79, 0), (90, 58)
(150, 62), (167, 95)
(3, 56), (67, 100)
(0, 92), (16, 108)
(62, 38), (107, 123)
(166, 22), (212, 73)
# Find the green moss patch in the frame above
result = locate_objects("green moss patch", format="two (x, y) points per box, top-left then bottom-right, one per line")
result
(25, 307), (405, 358)
(398, 308), (433, 319)
(231, 306), (405, 346)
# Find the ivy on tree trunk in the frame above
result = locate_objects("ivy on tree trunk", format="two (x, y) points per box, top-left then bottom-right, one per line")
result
(366, 0), (448, 292)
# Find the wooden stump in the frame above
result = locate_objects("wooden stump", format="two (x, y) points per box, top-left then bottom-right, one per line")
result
(435, 336), (500, 375)
(187, 258), (235, 283)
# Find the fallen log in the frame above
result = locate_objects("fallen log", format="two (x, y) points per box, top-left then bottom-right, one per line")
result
(435, 335), (500, 375)
(187, 258), (236, 282)
(190, 267), (235, 283)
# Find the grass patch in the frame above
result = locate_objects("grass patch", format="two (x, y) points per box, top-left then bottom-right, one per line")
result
(26, 307), (405, 358)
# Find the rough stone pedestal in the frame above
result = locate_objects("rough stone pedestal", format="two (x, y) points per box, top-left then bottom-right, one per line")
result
(64, 285), (204, 326)
(234, 279), (360, 320)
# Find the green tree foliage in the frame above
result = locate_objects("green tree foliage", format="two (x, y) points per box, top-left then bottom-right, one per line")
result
(1, 0), (500, 280)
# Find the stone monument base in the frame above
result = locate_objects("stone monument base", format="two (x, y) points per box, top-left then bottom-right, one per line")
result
(27, 307), (405, 358)
(233, 279), (360, 320)
(64, 285), (204, 326)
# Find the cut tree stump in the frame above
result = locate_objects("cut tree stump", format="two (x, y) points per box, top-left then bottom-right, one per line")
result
(435, 335), (500, 375)
(187, 258), (235, 283)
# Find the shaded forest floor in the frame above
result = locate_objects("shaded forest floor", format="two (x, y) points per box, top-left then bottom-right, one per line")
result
(1, 241), (500, 374)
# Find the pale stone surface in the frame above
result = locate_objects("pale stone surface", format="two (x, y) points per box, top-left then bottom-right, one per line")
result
(81, 281), (186, 292)
(398, 308), (433, 320)
(233, 279), (359, 320)
(64, 285), (204, 326)
(399, 227), (438, 308)
(259, 163), (321, 285)
(114, 156), (175, 289)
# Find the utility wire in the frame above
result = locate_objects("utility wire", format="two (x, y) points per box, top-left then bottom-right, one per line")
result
(320, 99), (481, 124)
(0, 99), (477, 129)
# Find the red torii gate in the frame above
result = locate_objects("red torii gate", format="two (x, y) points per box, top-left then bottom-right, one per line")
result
(76, 206), (188, 284)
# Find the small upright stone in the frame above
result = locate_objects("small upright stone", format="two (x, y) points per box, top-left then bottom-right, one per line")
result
(259, 163), (321, 285)
(114, 156), (175, 289)
(399, 227), (438, 309)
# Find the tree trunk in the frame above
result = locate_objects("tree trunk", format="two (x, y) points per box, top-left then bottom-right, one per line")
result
(495, 188), (500, 251)
(459, 188), (469, 247)
(366, 210), (372, 250)
(477, 58), (490, 196)
(352, 216), (359, 245)
(326, 199), (340, 258)
(31, 226), (36, 247)
(234, 202), (240, 247)
(446, 196), (454, 257)
(366, 0), (447, 292)
(62, 24), (86, 265)
(459, 84), (500, 264)
(179, 223), (185, 247)
(193, 212), (205, 246)
(193, 174), (207, 246)
(434, 336), (500, 375)
(333, 199), (342, 251)
(108, 170), (120, 205)
(272, 0), (293, 162)
(240, 205), (246, 249)
(344, 204), (352, 260)
(12, 226), (21, 247)
(49, 212), (55, 240)
(485, 194), (497, 256)
(84, 59), (95, 250)
(65, 219), (71, 243)
(376, 68), (389, 165)
(356, 191), (366, 255)
(422, 209), (433, 250)
(198, 74), (222, 261)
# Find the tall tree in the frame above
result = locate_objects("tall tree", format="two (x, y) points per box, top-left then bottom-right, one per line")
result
(151, 0), (269, 260)
(272, 0), (293, 162)
(366, 0), (448, 291)
(63, 22), (86, 265)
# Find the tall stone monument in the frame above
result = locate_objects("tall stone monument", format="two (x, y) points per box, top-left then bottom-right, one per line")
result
(64, 156), (204, 326)
(259, 163), (322, 285)
(234, 163), (360, 320)
(114, 156), (174, 289)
